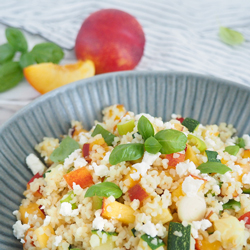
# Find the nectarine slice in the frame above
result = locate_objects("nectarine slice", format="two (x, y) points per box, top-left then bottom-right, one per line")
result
(24, 60), (95, 94)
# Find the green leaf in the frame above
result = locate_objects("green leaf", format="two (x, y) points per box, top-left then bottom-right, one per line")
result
(182, 117), (199, 132)
(85, 182), (122, 199)
(144, 136), (162, 154)
(109, 143), (144, 165)
(187, 134), (206, 153)
(138, 115), (154, 140)
(50, 136), (80, 163)
(92, 124), (116, 146)
(91, 230), (118, 236)
(224, 145), (240, 156)
(219, 27), (245, 46)
(31, 42), (64, 64)
(0, 61), (23, 92)
(19, 52), (36, 69)
(117, 119), (135, 135)
(92, 196), (103, 210)
(223, 199), (241, 210)
(60, 191), (77, 209)
(154, 129), (187, 154)
(0, 43), (15, 63)
(5, 27), (28, 53)
(197, 162), (231, 174)
(205, 150), (221, 162)
(141, 234), (165, 250)
(43, 170), (51, 178)
(242, 188), (250, 194)
(236, 138), (245, 149)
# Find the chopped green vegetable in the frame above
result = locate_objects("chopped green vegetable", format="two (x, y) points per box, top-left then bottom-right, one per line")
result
(154, 129), (187, 154)
(131, 228), (137, 237)
(50, 136), (80, 163)
(223, 199), (241, 210)
(138, 115), (155, 140)
(85, 182), (122, 199)
(242, 188), (250, 194)
(19, 52), (36, 69)
(91, 230), (118, 236)
(224, 145), (240, 156)
(109, 143), (144, 165)
(67, 166), (74, 173)
(167, 222), (191, 250)
(182, 117), (199, 132)
(206, 150), (221, 162)
(144, 136), (162, 154)
(219, 27), (245, 46)
(236, 137), (245, 149)
(92, 196), (103, 210)
(92, 124), (116, 146)
(197, 162), (231, 174)
(0, 43), (15, 63)
(43, 170), (51, 178)
(60, 191), (77, 209)
(117, 119), (135, 135)
(141, 234), (165, 250)
(187, 134), (206, 153)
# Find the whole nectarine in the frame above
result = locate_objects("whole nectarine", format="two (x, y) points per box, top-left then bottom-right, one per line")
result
(75, 9), (145, 74)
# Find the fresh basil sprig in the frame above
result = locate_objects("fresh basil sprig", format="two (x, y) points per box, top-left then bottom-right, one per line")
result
(197, 162), (231, 174)
(109, 143), (144, 165)
(141, 234), (165, 250)
(154, 129), (187, 154)
(85, 182), (122, 199)
(50, 136), (80, 163)
(138, 115), (154, 140)
(145, 136), (162, 154)
(219, 27), (244, 46)
(6, 27), (28, 53)
(236, 137), (245, 149)
(222, 199), (241, 210)
(19, 52), (36, 69)
(206, 150), (220, 162)
(92, 124), (116, 146)
(0, 43), (15, 63)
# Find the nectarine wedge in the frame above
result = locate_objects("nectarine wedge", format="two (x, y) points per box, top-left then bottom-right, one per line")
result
(24, 60), (95, 94)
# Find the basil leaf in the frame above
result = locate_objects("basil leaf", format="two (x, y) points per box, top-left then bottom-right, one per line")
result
(0, 61), (23, 92)
(0, 43), (15, 63)
(19, 52), (36, 69)
(205, 150), (220, 162)
(182, 117), (199, 132)
(85, 182), (122, 199)
(145, 136), (162, 154)
(197, 162), (231, 174)
(50, 136), (80, 163)
(92, 124), (116, 146)
(138, 115), (154, 140)
(154, 129), (187, 154)
(131, 228), (137, 237)
(31, 42), (64, 64)
(219, 27), (244, 46)
(109, 143), (144, 165)
(223, 199), (241, 210)
(141, 234), (165, 250)
(5, 27), (28, 53)
(236, 137), (245, 149)
(224, 145), (240, 156)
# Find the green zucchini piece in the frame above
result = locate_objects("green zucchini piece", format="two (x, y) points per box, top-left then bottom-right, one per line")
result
(117, 119), (135, 135)
(242, 188), (250, 194)
(182, 118), (199, 132)
(139, 234), (165, 250)
(60, 191), (77, 209)
(222, 199), (241, 210)
(187, 134), (206, 152)
(92, 196), (103, 210)
(167, 222), (191, 250)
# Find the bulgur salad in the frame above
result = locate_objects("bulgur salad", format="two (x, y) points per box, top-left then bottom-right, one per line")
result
(12, 104), (250, 250)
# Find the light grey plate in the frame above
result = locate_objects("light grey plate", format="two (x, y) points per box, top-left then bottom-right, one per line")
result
(1, 71), (250, 249)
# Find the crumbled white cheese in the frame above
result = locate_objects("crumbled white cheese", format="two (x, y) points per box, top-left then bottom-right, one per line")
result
(25, 212), (29, 218)
(43, 215), (51, 226)
(74, 157), (88, 168)
(63, 149), (82, 169)
(130, 152), (161, 180)
(20, 239), (25, 244)
(182, 176), (204, 197)
(59, 202), (82, 217)
(92, 162), (109, 177)
(173, 231), (183, 237)
(13, 210), (19, 217)
(79, 133), (89, 145)
(53, 235), (62, 246)
(92, 209), (108, 231)
(173, 153), (180, 159)
(40, 205), (45, 210)
(90, 234), (100, 248)
(192, 219), (212, 238)
(212, 184), (221, 195)
(73, 182), (82, 191)
(26, 153), (45, 175)
(220, 172), (235, 183)
(138, 221), (158, 237)
(163, 122), (174, 129)
(13, 220), (30, 239)
(242, 173), (250, 184)
(103, 152), (111, 162)
(135, 113), (155, 123)
(243, 134), (250, 150)
(228, 162), (242, 175)
(216, 154), (222, 160)
(176, 160), (200, 177)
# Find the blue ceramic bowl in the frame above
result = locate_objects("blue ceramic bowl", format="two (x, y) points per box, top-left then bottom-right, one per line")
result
(1, 71), (250, 249)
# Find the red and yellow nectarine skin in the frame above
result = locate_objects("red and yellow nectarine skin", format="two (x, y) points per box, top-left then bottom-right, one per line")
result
(75, 9), (145, 74)
(128, 183), (148, 202)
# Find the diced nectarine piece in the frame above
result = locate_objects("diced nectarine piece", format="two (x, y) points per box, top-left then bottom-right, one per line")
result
(128, 183), (148, 202)
(23, 228), (35, 247)
(221, 158), (228, 165)
(24, 60), (95, 94)
(19, 203), (45, 224)
(172, 183), (185, 200)
(151, 204), (173, 225)
(185, 145), (199, 166)
(89, 137), (106, 150)
(173, 123), (183, 131)
(102, 198), (135, 224)
(63, 167), (94, 189)
(123, 168), (139, 188)
(243, 149), (250, 158)
(166, 153), (185, 168)
(34, 225), (55, 248)
(195, 239), (222, 250)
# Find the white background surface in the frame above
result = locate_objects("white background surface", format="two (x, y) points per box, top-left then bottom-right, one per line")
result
(0, 0), (250, 126)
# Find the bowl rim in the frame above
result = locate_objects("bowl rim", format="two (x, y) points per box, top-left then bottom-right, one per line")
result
(1, 70), (250, 135)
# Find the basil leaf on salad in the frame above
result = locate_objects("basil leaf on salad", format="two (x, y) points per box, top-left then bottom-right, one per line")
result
(109, 143), (144, 165)
(223, 199), (241, 210)
(197, 162), (231, 174)
(0, 43), (15, 63)
(19, 52), (36, 69)
(236, 137), (245, 149)
(144, 136), (162, 154)
(141, 234), (165, 250)
(92, 124), (116, 146)
(138, 115), (154, 140)
(85, 182), (122, 199)
(154, 129), (187, 154)
(224, 145), (240, 156)
(219, 27), (244, 46)
(5, 27), (28, 53)
(50, 136), (80, 163)
(206, 150), (221, 162)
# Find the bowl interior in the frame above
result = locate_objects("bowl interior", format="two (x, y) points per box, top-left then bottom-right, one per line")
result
(1, 71), (250, 249)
